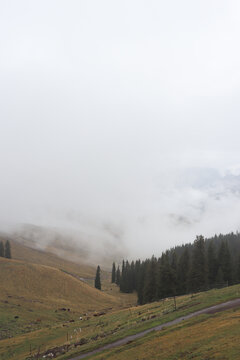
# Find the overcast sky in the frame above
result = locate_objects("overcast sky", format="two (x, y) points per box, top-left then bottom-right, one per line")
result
(1, 0), (240, 258)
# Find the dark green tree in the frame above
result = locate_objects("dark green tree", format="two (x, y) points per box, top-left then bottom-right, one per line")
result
(143, 256), (157, 303)
(177, 247), (190, 295)
(120, 260), (126, 292)
(4, 240), (11, 259)
(111, 262), (116, 283)
(157, 251), (176, 299)
(237, 255), (240, 284)
(188, 235), (207, 292)
(0, 241), (4, 257)
(116, 266), (120, 285)
(215, 266), (224, 287)
(94, 265), (101, 290)
(137, 262), (146, 305)
(207, 241), (217, 287)
(218, 241), (232, 285)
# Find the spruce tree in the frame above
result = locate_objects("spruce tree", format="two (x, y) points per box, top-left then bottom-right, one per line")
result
(188, 235), (207, 292)
(120, 260), (126, 292)
(207, 241), (217, 287)
(218, 241), (232, 285)
(143, 257), (157, 303)
(237, 255), (240, 284)
(216, 267), (224, 287)
(4, 240), (11, 259)
(0, 241), (4, 257)
(116, 266), (120, 285)
(157, 252), (176, 299)
(177, 247), (190, 295)
(95, 265), (101, 290)
(111, 262), (116, 283)
(137, 262), (145, 305)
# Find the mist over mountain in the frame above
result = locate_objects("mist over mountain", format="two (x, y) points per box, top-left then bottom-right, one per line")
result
(1, 1), (240, 258)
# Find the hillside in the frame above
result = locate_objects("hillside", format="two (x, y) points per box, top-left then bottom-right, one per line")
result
(0, 256), (125, 353)
(0, 257), (121, 312)
(90, 305), (240, 360)
(1, 260), (240, 360)
(10, 238), (96, 279)
(0, 255), (136, 360)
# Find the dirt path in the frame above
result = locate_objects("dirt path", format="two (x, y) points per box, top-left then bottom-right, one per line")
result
(69, 297), (240, 360)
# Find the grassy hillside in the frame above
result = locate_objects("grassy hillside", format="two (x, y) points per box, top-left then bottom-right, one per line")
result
(0, 257), (121, 311)
(1, 272), (240, 359)
(2, 239), (239, 360)
(11, 239), (96, 279)
(0, 255), (137, 360)
(91, 307), (240, 360)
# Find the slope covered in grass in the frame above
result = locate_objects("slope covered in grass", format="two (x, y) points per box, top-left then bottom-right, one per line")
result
(10, 239), (96, 278)
(0, 257), (121, 312)
(91, 307), (240, 360)
(1, 280), (240, 360)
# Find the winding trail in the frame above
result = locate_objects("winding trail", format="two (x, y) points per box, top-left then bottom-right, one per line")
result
(69, 297), (240, 360)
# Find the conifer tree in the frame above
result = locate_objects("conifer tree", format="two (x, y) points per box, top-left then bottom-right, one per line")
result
(111, 262), (116, 283)
(120, 260), (126, 292)
(188, 235), (207, 292)
(95, 265), (101, 290)
(237, 255), (240, 284)
(0, 241), (4, 257)
(218, 241), (232, 285)
(216, 267), (224, 287)
(207, 241), (217, 287)
(116, 266), (120, 285)
(143, 257), (157, 303)
(177, 247), (190, 295)
(157, 251), (176, 299)
(137, 262), (145, 305)
(4, 240), (11, 259)
(130, 261), (135, 291)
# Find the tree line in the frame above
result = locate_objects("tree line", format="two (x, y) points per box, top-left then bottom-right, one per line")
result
(0, 240), (11, 259)
(111, 232), (240, 305)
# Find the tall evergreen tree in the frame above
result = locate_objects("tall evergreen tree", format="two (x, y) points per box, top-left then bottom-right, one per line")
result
(111, 262), (116, 283)
(124, 260), (132, 293)
(177, 247), (190, 295)
(116, 266), (120, 285)
(94, 265), (101, 290)
(137, 262), (145, 305)
(237, 255), (240, 284)
(188, 235), (207, 292)
(0, 241), (4, 257)
(4, 240), (11, 259)
(157, 251), (176, 299)
(143, 257), (157, 303)
(218, 241), (232, 285)
(215, 266), (224, 287)
(207, 241), (217, 287)
(120, 260), (126, 292)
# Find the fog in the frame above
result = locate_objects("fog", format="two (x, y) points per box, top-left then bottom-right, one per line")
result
(1, 0), (240, 259)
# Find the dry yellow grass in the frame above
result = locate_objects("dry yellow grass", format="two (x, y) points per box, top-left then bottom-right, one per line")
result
(11, 240), (96, 278)
(92, 308), (240, 360)
(0, 257), (121, 312)
(0, 256), (136, 360)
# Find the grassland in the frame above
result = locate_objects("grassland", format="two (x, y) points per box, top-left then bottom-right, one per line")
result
(56, 284), (240, 360)
(90, 307), (240, 360)
(1, 241), (240, 360)
(11, 240), (96, 279)
(0, 250), (136, 360)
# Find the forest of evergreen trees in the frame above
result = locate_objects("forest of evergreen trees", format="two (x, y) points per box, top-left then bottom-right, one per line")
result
(0, 240), (11, 259)
(112, 232), (240, 305)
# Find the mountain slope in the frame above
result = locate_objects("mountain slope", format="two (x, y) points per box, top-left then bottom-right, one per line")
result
(0, 257), (120, 313)
(10, 238), (96, 278)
